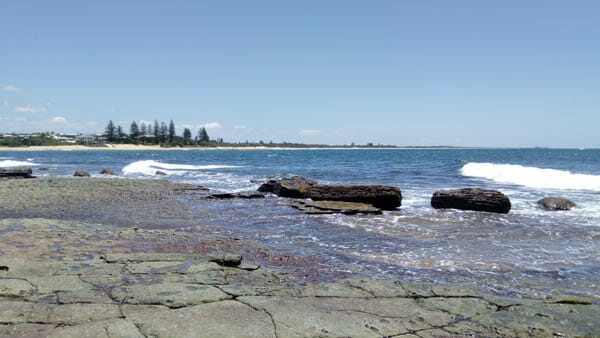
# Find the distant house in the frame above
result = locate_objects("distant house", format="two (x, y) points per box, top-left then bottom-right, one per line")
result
(76, 134), (99, 143)
(96, 134), (107, 143)
(52, 133), (77, 143)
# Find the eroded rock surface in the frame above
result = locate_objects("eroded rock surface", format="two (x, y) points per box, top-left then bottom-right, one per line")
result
(0, 167), (34, 179)
(538, 197), (576, 211)
(99, 168), (117, 176)
(203, 191), (265, 199)
(259, 176), (402, 210)
(291, 199), (382, 215)
(431, 188), (512, 214)
(73, 170), (90, 177)
(1, 219), (598, 337)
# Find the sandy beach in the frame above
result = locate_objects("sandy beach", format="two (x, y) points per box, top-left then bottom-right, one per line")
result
(0, 144), (469, 151)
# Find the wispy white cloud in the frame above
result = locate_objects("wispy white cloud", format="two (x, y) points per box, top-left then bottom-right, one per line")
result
(1, 100), (9, 108)
(299, 129), (321, 135)
(202, 122), (222, 129)
(233, 125), (247, 129)
(177, 123), (199, 130)
(52, 116), (67, 123)
(14, 104), (47, 113)
(2, 85), (24, 94)
(86, 121), (98, 126)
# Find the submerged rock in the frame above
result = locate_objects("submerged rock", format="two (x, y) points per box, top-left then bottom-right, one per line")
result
(155, 170), (167, 176)
(291, 200), (382, 215)
(258, 176), (401, 210)
(73, 170), (90, 177)
(0, 167), (34, 179)
(431, 188), (511, 214)
(205, 191), (265, 199)
(537, 197), (575, 211)
(99, 168), (117, 176)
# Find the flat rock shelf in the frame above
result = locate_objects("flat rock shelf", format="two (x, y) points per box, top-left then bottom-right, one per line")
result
(1, 218), (598, 337)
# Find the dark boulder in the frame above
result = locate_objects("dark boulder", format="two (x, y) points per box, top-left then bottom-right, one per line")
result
(0, 167), (35, 179)
(258, 176), (402, 210)
(205, 191), (265, 199)
(537, 197), (575, 211)
(73, 170), (90, 177)
(258, 176), (319, 198)
(100, 168), (118, 176)
(431, 188), (511, 214)
(155, 170), (167, 176)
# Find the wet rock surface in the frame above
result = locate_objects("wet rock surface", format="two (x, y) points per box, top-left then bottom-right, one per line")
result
(99, 168), (118, 176)
(259, 176), (402, 210)
(1, 179), (598, 337)
(431, 188), (512, 214)
(0, 218), (598, 337)
(203, 191), (265, 199)
(73, 170), (90, 177)
(538, 197), (576, 211)
(291, 200), (382, 215)
(0, 178), (212, 227)
(0, 167), (34, 179)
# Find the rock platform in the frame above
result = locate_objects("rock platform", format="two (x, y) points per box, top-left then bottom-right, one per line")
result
(1, 218), (598, 337)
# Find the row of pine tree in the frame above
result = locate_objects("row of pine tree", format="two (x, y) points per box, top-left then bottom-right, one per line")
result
(104, 120), (211, 145)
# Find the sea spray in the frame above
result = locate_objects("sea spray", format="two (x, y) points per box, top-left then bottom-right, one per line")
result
(461, 162), (600, 191)
(121, 160), (240, 176)
(0, 160), (40, 167)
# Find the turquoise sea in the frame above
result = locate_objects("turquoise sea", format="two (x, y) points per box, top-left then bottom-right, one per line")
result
(2, 148), (599, 297)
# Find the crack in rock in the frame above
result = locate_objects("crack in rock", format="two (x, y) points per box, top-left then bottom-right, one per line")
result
(233, 299), (279, 338)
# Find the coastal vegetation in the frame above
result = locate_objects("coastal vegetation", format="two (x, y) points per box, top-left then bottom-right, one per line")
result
(0, 119), (406, 149)
(0, 132), (67, 147)
(1, 119), (459, 149)
(103, 119), (216, 147)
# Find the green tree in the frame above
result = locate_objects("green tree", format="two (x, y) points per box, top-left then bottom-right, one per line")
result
(153, 119), (160, 144)
(140, 123), (147, 143)
(160, 122), (168, 143)
(197, 127), (209, 143)
(183, 128), (192, 144)
(130, 121), (139, 141)
(168, 119), (175, 143)
(116, 125), (126, 141)
(104, 120), (116, 142)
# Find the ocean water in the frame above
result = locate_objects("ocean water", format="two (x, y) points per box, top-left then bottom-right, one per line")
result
(2, 148), (599, 297)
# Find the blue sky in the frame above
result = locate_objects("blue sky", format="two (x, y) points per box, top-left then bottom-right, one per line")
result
(1, 1), (599, 147)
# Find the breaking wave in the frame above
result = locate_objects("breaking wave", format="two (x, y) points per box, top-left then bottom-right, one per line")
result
(121, 160), (240, 176)
(0, 160), (40, 167)
(461, 162), (600, 191)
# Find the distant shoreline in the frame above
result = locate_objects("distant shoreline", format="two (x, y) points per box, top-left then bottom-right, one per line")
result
(0, 144), (479, 151)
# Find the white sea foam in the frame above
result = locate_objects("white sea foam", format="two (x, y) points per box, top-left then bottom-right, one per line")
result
(121, 160), (240, 176)
(461, 162), (600, 191)
(0, 160), (40, 167)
